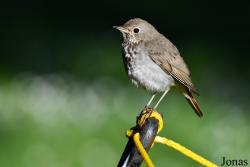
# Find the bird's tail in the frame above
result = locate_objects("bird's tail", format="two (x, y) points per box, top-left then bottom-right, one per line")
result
(183, 88), (203, 117)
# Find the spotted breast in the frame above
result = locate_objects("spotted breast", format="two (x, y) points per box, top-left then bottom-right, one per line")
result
(122, 42), (175, 93)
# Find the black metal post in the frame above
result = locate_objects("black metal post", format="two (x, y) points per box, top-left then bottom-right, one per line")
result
(117, 116), (159, 167)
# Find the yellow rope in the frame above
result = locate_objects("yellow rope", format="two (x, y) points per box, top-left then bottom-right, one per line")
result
(133, 133), (155, 167)
(154, 136), (218, 167)
(126, 109), (219, 167)
(137, 110), (163, 133)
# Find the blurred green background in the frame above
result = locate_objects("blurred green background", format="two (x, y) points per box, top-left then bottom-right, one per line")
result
(0, 0), (250, 166)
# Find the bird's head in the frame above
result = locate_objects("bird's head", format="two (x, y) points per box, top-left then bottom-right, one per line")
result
(113, 18), (159, 44)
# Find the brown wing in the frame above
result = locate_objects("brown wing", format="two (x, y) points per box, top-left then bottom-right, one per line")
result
(145, 36), (199, 94)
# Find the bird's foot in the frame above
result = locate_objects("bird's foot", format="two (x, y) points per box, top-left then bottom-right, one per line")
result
(137, 107), (154, 127)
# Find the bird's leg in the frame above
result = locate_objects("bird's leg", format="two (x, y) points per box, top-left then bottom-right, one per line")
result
(139, 94), (156, 125)
(139, 94), (156, 126)
(141, 89), (169, 125)
(153, 87), (170, 109)
(146, 94), (156, 107)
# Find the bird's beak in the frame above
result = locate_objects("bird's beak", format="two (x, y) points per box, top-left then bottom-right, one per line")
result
(113, 26), (130, 34)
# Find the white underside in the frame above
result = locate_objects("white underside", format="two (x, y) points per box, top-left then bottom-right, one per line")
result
(125, 45), (175, 92)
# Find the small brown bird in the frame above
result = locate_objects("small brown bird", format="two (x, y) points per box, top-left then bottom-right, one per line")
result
(114, 18), (203, 117)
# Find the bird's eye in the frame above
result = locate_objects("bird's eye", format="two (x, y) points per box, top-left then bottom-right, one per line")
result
(133, 28), (140, 33)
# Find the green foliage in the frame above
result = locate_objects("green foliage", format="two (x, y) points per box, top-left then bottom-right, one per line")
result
(0, 75), (249, 167)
